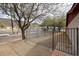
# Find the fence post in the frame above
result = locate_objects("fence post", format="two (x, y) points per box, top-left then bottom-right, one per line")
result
(52, 29), (54, 50)
(77, 28), (79, 56)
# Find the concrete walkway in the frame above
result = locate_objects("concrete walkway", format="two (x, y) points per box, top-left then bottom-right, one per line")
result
(0, 36), (51, 56)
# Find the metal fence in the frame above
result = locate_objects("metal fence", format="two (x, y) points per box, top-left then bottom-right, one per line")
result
(25, 28), (53, 50)
(26, 28), (52, 40)
(24, 27), (79, 56)
(52, 28), (79, 56)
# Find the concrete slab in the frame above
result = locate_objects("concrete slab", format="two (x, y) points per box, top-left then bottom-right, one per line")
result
(26, 45), (50, 56)
(8, 40), (37, 56)
(0, 45), (17, 56)
(0, 38), (51, 56)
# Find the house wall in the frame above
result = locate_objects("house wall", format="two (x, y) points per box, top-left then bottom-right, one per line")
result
(68, 13), (79, 28)
(67, 13), (79, 55)
(66, 4), (79, 27)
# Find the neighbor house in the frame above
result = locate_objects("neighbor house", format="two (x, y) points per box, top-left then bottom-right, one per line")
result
(66, 3), (79, 55)
(66, 3), (79, 28)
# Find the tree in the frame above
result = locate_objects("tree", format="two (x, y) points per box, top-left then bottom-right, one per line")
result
(0, 4), (14, 34)
(57, 17), (66, 32)
(40, 16), (57, 32)
(0, 3), (65, 39)
(0, 3), (48, 39)
(40, 18), (53, 26)
(40, 16), (66, 32)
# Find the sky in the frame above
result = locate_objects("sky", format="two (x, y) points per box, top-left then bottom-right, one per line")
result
(33, 3), (73, 24)
(0, 3), (73, 19)
(0, 14), (9, 19)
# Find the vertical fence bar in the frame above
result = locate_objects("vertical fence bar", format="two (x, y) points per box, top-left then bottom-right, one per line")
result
(77, 28), (78, 56)
(71, 28), (72, 55)
(58, 32), (61, 50)
(73, 28), (76, 55)
(52, 29), (54, 50)
(61, 28), (63, 51)
(63, 28), (65, 52)
(67, 29), (71, 53)
(67, 28), (68, 53)
(57, 30), (59, 50)
(60, 32), (62, 50)
(63, 28), (65, 51)
(67, 28), (69, 53)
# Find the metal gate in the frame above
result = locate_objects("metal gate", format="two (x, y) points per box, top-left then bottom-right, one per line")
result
(52, 28), (79, 56)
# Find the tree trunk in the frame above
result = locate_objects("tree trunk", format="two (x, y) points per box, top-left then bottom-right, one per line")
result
(53, 26), (55, 32)
(21, 29), (26, 40)
(11, 17), (14, 34)
(58, 27), (61, 32)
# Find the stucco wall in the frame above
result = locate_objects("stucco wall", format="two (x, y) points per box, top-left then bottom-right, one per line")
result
(67, 13), (79, 55)
(68, 13), (79, 28)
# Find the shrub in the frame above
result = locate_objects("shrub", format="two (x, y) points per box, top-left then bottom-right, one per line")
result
(0, 22), (6, 28)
